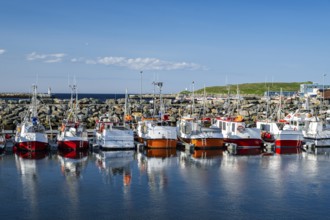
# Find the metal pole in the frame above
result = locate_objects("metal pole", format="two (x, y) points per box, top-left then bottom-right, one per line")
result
(323, 74), (326, 105)
(192, 81), (195, 114)
(140, 71), (143, 106)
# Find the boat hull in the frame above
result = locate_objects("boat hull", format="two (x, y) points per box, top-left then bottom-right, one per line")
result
(182, 138), (224, 149)
(225, 138), (262, 155)
(99, 140), (135, 150)
(16, 141), (49, 151)
(58, 140), (89, 151)
(275, 139), (302, 154)
(139, 138), (177, 148)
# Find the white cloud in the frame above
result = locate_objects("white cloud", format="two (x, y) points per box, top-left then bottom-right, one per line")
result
(26, 52), (66, 63)
(78, 56), (203, 71)
(0, 49), (6, 54)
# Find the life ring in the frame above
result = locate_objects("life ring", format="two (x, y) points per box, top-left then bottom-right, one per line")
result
(237, 125), (245, 132)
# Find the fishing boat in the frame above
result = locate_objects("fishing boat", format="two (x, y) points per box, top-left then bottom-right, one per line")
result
(176, 84), (224, 149)
(211, 86), (262, 155)
(257, 120), (304, 154)
(177, 116), (224, 148)
(282, 97), (330, 149)
(94, 114), (135, 150)
(136, 82), (177, 148)
(14, 85), (49, 151)
(212, 115), (263, 155)
(57, 84), (89, 151)
(94, 89), (135, 150)
(136, 116), (177, 148)
(301, 115), (330, 148)
(256, 89), (304, 154)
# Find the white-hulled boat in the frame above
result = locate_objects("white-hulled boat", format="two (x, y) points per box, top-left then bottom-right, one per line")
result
(94, 114), (135, 150)
(302, 115), (330, 148)
(57, 84), (89, 151)
(211, 115), (263, 155)
(177, 116), (224, 148)
(15, 85), (49, 151)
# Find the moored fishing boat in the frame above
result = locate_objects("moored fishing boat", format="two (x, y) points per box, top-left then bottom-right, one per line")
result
(93, 90), (135, 150)
(256, 90), (304, 154)
(14, 85), (49, 151)
(136, 82), (177, 148)
(212, 115), (263, 155)
(177, 116), (224, 148)
(256, 120), (304, 154)
(94, 114), (135, 150)
(57, 84), (89, 151)
(136, 116), (177, 148)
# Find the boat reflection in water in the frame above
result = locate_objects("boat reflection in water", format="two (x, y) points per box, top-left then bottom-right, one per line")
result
(14, 150), (49, 220)
(58, 149), (89, 178)
(302, 147), (330, 161)
(95, 150), (134, 186)
(179, 149), (224, 168)
(138, 148), (177, 189)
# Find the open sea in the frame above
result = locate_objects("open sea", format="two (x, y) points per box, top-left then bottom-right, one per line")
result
(1, 148), (330, 220)
(52, 93), (126, 102)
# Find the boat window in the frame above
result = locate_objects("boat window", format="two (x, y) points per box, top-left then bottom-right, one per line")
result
(222, 122), (226, 130)
(218, 121), (222, 130)
(232, 123), (235, 132)
(277, 123), (284, 130)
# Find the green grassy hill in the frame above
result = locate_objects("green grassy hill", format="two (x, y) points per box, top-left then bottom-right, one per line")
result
(184, 81), (312, 96)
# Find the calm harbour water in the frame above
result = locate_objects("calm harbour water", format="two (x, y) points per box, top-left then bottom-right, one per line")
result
(1, 148), (330, 220)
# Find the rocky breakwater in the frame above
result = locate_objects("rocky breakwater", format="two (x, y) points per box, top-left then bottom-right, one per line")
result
(0, 95), (322, 131)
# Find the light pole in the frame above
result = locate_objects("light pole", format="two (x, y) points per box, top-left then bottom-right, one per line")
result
(140, 70), (143, 106)
(323, 74), (327, 105)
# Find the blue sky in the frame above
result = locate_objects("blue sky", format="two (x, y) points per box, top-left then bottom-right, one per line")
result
(1, 0), (330, 94)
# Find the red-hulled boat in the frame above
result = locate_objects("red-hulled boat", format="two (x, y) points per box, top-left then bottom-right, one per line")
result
(57, 84), (89, 151)
(14, 85), (49, 151)
(211, 115), (263, 155)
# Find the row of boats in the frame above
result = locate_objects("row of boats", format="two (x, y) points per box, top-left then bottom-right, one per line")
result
(1, 84), (330, 156)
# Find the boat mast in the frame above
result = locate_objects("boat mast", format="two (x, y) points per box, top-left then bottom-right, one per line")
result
(158, 82), (164, 119)
(124, 88), (128, 126)
(69, 80), (78, 122)
(203, 84), (206, 119)
(277, 88), (283, 121)
(31, 84), (38, 118)
(192, 81), (195, 116)
(236, 84), (241, 115)
(266, 86), (270, 120)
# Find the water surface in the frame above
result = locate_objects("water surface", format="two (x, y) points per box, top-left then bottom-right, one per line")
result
(1, 149), (329, 220)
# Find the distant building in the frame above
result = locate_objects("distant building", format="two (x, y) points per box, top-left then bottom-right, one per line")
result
(317, 89), (330, 100)
(263, 91), (296, 97)
(300, 83), (330, 97)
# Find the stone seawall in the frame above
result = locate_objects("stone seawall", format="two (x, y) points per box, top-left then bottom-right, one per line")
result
(0, 95), (324, 131)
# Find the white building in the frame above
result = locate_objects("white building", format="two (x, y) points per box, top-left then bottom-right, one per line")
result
(300, 83), (330, 97)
